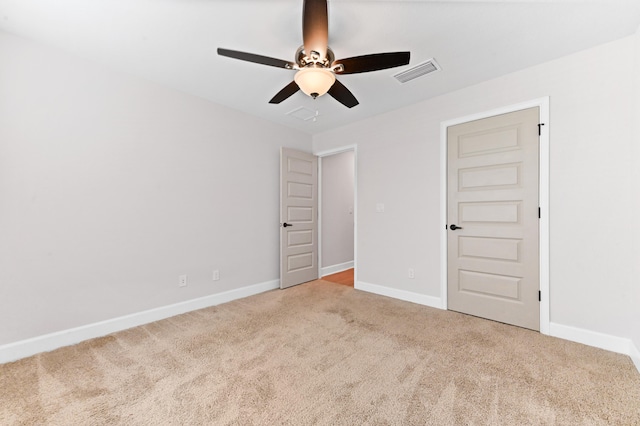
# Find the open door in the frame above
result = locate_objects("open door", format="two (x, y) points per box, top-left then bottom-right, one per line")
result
(280, 148), (319, 289)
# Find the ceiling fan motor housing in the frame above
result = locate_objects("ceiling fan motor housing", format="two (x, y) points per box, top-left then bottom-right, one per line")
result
(296, 46), (335, 68)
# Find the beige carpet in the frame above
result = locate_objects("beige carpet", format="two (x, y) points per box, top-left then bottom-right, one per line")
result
(2, 281), (639, 425)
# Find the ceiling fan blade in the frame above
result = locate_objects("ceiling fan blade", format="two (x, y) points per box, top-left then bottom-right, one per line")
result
(302, 0), (328, 61)
(217, 48), (296, 70)
(327, 80), (359, 108)
(269, 81), (300, 104)
(333, 52), (410, 75)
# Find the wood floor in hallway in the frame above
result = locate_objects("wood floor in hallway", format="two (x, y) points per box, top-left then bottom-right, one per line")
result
(321, 268), (354, 286)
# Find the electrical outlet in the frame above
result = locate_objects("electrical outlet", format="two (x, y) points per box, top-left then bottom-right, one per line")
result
(212, 270), (220, 281)
(408, 268), (415, 279)
(179, 274), (188, 287)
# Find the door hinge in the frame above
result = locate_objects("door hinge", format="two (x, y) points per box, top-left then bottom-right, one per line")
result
(538, 207), (541, 218)
(538, 123), (545, 136)
(539, 291), (541, 302)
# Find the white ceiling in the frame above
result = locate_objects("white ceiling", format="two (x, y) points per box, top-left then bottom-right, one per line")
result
(1, 0), (639, 134)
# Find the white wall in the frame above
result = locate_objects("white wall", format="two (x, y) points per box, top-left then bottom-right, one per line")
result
(314, 35), (638, 342)
(320, 151), (354, 271)
(632, 26), (640, 361)
(0, 32), (311, 346)
(2, 27), (639, 365)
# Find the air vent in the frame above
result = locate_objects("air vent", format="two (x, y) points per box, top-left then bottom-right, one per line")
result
(393, 59), (441, 83)
(286, 107), (318, 122)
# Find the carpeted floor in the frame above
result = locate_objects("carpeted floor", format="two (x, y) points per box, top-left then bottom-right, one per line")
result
(1, 280), (639, 425)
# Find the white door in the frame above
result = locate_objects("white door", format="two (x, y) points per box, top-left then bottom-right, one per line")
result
(447, 107), (540, 330)
(280, 148), (319, 289)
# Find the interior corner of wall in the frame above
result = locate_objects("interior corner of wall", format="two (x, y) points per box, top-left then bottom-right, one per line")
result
(630, 338), (640, 374)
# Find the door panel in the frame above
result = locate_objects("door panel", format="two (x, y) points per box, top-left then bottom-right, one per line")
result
(447, 107), (540, 330)
(459, 163), (520, 190)
(287, 230), (313, 246)
(458, 270), (521, 299)
(458, 237), (521, 262)
(280, 148), (318, 289)
(460, 201), (521, 223)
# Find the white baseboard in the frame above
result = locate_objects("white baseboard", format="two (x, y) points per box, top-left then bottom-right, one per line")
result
(630, 340), (640, 374)
(549, 322), (632, 356)
(4, 279), (639, 376)
(351, 285), (640, 375)
(355, 281), (443, 310)
(321, 261), (354, 277)
(549, 323), (640, 374)
(0, 279), (280, 364)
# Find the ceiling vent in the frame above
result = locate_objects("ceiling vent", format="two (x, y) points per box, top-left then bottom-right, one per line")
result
(286, 107), (319, 122)
(393, 59), (441, 83)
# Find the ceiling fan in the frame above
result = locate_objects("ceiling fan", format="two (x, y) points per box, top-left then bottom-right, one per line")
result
(217, 0), (410, 108)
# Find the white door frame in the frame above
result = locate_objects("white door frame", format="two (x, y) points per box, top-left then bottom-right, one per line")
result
(440, 97), (550, 335)
(315, 144), (358, 285)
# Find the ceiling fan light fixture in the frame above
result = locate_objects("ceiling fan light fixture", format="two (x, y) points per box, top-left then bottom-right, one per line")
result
(294, 67), (335, 99)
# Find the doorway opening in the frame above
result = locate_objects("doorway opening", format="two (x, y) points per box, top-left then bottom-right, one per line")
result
(317, 146), (357, 287)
